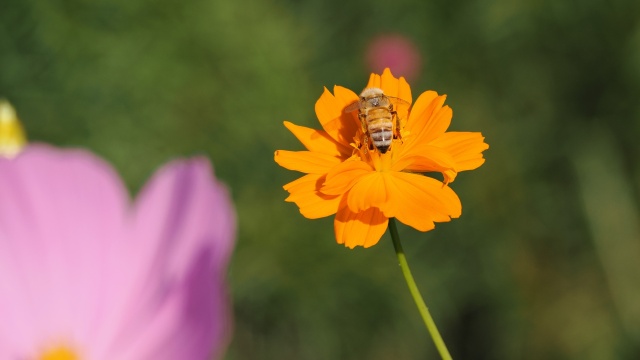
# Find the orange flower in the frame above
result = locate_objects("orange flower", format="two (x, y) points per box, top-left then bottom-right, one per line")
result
(275, 69), (488, 248)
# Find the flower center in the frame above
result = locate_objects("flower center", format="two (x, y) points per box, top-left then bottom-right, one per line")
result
(39, 346), (79, 360)
(367, 146), (394, 172)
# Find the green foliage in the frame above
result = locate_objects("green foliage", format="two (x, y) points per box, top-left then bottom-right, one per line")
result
(2, 0), (640, 358)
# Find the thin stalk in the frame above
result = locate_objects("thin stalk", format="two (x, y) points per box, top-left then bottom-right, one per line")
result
(389, 218), (452, 360)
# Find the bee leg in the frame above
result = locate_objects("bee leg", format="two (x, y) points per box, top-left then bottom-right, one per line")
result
(367, 138), (374, 152)
(358, 113), (367, 133)
(390, 110), (402, 141)
(361, 133), (369, 154)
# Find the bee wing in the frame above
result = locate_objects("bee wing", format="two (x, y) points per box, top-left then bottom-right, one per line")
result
(344, 100), (362, 113)
(386, 96), (411, 119)
(386, 96), (411, 108)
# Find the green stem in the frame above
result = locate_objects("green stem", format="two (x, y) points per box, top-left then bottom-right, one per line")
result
(388, 218), (452, 360)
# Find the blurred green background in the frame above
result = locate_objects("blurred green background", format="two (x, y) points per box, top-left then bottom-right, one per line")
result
(2, 0), (640, 358)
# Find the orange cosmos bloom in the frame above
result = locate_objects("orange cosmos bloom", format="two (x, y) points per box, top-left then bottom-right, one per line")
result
(274, 68), (488, 249)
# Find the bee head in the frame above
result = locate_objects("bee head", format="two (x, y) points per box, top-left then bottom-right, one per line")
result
(359, 87), (388, 108)
(360, 87), (385, 100)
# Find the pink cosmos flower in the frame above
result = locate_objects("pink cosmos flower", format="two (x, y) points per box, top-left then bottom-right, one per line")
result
(366, 34), (421, 82)
(0, 144), (235, 359)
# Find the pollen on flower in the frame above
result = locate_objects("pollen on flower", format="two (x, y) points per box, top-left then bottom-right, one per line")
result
(39, 346), (79, 360)
(0, 100), (27, 158)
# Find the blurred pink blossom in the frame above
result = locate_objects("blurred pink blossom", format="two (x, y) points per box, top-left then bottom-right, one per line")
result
(366, 34), (421, 82)
(0, 144), (235, 359)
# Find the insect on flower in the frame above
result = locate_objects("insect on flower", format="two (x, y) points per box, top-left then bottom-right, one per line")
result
(344, 87), (410, 154)
(274, 68), (488, 248)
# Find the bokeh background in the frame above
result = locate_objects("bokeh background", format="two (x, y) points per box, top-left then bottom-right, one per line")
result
(2, 0), (640, 358)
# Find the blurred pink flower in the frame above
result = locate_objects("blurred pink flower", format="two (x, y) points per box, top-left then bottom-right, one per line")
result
(366, 34), (421, 82)
(0, 144), (235, 359)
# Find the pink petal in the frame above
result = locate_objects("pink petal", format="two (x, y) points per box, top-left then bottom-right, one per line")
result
(118, 251), (231, 360)
(0, 144), (129, 356)
(0, 145), (235, 360)
(95, 157), (235, 359)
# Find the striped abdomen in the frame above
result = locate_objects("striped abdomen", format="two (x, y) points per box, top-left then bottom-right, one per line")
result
(365, 108), (394, 154)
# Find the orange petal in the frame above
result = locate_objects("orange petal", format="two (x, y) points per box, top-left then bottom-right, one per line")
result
(405, 95), (451, 148)
(322, 160), (373, 196)
(366, 68), (412, 105)
(283, 121), (351, 158)
(314, 86), (361, 146)
(346, 172), (390, 212)
(380, 172), (461, 231)
(404, 90), (439, 135)
(274, 150), (341, 174)
(430, 132), (489, 171)
(283, 174), (341, 219)
(367, 72), (381, 89)
(381, 68), (412, 104)
(334, 202), (388, 248)
(393, 144), (458, 183)
(333, 85), (361, 113)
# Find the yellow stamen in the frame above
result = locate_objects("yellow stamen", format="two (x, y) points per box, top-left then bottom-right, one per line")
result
(0, 100), (27, 158)
(39, 346), (79, 360)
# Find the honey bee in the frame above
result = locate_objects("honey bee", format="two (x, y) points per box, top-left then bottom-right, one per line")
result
(345, 87), (410, 154)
